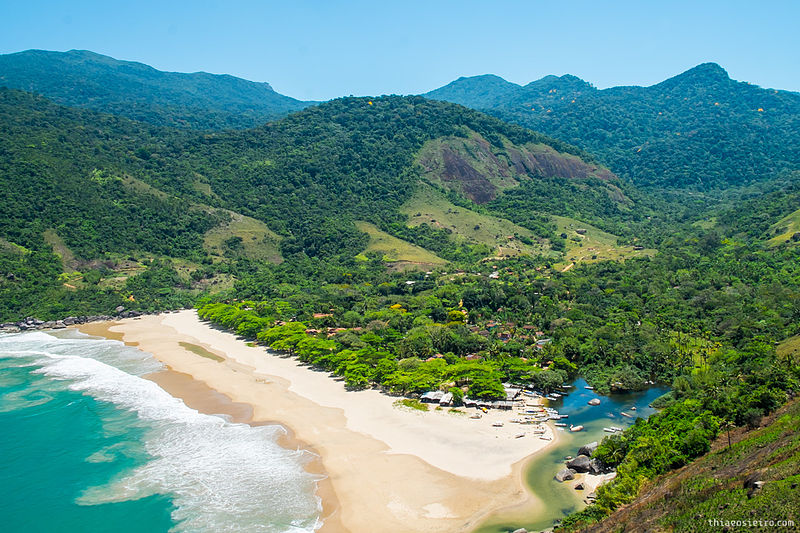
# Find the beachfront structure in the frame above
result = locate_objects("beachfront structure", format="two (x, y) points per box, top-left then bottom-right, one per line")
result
(420, 391), (444, 403)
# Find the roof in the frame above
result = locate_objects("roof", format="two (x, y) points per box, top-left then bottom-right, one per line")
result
(421, 391), (444, 401)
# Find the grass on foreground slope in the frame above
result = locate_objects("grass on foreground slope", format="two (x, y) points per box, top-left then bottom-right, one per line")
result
(554, 215), (656, 270)
(203, 211), (282, 264)
(768, 208), (800, 247)
(562, 399), (800, 533)
(777, 335), (800, 366)
(355, 221), (447, 267)
(399, 186), (550, 258)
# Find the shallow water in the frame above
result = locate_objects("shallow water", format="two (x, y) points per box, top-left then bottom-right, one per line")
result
(0, 330), (322, 532)
(476, 378), (669, 532)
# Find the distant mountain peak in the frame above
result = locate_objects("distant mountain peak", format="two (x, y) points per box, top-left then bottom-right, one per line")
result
(0, 49), (312, 129)
(657, 62), (731, 89)
(523, 73), (593, 93)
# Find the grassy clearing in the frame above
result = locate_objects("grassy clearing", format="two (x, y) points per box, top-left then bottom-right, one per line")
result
(394, 398), (429, 411)
(554, 215), (656, 268)
(777, 334), (800, 365)
(43, 229), (77, 271)
(669, 331), (719, 371)
(204, 210), (282, 263)
(355, 220), (447, 266)
(767, 208), (800, 246)
(400, 185), (550, 258)
(120, 175), (170, 199)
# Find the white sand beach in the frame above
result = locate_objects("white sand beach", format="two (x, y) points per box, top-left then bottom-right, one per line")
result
(81, 310), (559, 533)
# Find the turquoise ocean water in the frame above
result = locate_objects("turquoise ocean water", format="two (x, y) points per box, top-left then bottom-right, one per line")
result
(0, 330), (322, 533)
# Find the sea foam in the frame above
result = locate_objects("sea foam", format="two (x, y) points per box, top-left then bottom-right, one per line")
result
(0, 331), (322, 532)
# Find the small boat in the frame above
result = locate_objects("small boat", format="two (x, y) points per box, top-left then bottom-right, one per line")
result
(630, 406), (637, 411)
(492, 421), (504, 427)
(611, 426), (623, 432)
(620, 411), (633, 418)
(603, 427), (623, 433)
(570, 425), (584, 432)
(554, 422), (568, 427)
(588, 398), (601, 406)
(585, 386), (594, 390)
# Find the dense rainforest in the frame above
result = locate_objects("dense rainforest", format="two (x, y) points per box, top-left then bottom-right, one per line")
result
(0, 49), (314, 129)
(426, 63), (800, 190)
(1, 55), (799, 531)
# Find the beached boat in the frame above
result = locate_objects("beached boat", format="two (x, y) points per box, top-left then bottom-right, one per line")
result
(492, 421), (504, 427)
(554, 422), (568, 427)
(540, 435), (552, 440)
(469, 413), (482, 419)
(515, 433), (525, 438)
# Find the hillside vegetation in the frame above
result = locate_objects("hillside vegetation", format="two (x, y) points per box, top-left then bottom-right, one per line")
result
(0, 88), (626, 320)
(560, 399), (800, 532)
(427, 63), (800, 190)
(0, 49), (313, 129)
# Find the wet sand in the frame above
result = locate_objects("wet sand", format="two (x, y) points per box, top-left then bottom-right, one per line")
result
(80, 311), (559, 532)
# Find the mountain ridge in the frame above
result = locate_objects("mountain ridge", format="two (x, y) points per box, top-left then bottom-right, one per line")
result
(0, 49), (315, 130)
(425, 63), (800, 190)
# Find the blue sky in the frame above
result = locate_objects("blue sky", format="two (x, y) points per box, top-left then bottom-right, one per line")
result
(1, 0), (798, 100)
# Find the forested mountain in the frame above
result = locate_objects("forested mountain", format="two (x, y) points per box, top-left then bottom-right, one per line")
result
(426, 63), (800, 190)
(0, 88), (629, 320)
(0, 49), (314, 129)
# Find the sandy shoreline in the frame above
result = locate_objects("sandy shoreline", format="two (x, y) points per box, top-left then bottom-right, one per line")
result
(80, 311), (559, 533)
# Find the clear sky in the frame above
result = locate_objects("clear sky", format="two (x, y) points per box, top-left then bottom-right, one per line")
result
(1, 0), (798, 101)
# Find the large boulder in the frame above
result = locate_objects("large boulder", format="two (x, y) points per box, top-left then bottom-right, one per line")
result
(578, 441), (598, 457)
(566, 455), (592, 473)
(589, 458), (605, 475)
(555, 468), (576, 482)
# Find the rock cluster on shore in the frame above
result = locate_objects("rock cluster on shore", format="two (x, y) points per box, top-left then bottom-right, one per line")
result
(0, 309), (149, 333)
(555, 440), (610, 482)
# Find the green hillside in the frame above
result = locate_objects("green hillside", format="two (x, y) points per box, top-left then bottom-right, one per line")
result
(0, 88), (631, 320)
(0, 49), (314, 129)
(768, 208), (800, 246)
(399, 185), (551, 258)
(354, 221), (447, 268)
(560, 399), (800, 533)
(426, 63), (800, 190)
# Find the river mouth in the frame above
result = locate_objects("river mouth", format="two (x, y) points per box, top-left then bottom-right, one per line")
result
(475, 378), (669, 533)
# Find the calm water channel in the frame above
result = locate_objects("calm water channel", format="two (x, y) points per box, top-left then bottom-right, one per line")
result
(476, 378), (669, 533)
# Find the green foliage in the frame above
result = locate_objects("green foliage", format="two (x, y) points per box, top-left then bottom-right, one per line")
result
(428, 64), (800, 190)
(0, 49), (312, 130)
